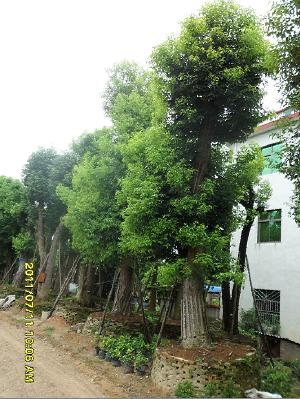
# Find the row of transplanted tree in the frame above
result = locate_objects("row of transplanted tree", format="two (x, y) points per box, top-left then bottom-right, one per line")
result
(1, 0), (299, 348)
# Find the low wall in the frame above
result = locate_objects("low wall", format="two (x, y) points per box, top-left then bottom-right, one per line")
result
(151, 347), (259, 395)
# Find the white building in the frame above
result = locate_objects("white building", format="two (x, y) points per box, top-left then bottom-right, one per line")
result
(231, 108), (300, 359)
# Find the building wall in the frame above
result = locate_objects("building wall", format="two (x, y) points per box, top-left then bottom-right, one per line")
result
(231, 125), (300, 344)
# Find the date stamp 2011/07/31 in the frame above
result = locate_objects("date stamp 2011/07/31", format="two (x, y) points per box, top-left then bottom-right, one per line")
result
(24, 262), (35, 383)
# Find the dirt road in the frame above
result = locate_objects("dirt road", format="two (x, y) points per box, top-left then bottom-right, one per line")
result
(0, 311), (104, 398)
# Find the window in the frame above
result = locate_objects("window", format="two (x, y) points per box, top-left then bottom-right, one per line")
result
(261, 143), (282, 175)
(254, 289), (280, 334)
(258, 209), (281, 243)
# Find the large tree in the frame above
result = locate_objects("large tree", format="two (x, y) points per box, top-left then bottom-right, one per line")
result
(22, 148), (76, 300)
(151, 0), (271, 347)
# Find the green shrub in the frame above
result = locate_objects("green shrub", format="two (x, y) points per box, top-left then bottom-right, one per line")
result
(284, 359), (300, 381)
(202, 381), (219, 397)
(239, 308), (257, 336)
(98, 333), (155, 364)
(222, 379), (242, 398)
(175, 381), (195, 398)
(261, 360), (294, 397)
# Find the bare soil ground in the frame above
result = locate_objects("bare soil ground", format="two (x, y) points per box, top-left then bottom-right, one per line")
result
(0, 307), (164, 398)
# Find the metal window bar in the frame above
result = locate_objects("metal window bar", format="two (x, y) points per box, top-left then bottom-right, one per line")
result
(254, 289), (280, 330)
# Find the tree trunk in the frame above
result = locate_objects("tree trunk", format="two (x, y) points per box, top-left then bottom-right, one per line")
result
(231, 218), (254, 334)
(12, 258), (25, 288)
(76, 264), (95, 307)
(36, 206), (46, 269)
(181, 123), (212, 347)
(112, 260), (133, 315)
(222, 280), (232, 333)
(37, 222), (64, 301)
(148, 269), (157, 311)
(229, 187), (256, 334)
(170, 286), (182, 320)
(181, 267), (210, 348)
(97, 269), (103, 300)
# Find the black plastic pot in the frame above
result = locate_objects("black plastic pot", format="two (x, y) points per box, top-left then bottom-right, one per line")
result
(105, 353), (112, 362)
(135, 365), (146, 376)
(98, 349), (106, 359)
(111, 358), (121, 367)
(123, 362), (134, 374)
(94, 347), (100, 356)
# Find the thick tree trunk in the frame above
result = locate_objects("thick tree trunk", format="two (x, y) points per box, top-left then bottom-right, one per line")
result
(37, 222), (64, 301)
(76, 264), (95, 307)
(112, 260), (133, 315)
(171, 286), (182, 320)
(181, 123), (212, 347)
(12, 258), (25, 288)
(181, 256), (210, 348)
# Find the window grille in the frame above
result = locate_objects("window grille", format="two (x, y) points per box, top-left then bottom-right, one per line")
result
(254, 289), (280, 334)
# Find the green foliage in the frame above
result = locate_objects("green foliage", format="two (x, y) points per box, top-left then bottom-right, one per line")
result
(203, 381), (219, 397)
(268, 0), (300, 110)
(144, 310), (159, 326)
(22, 148), (76, 238)
(175, 381), (195, 398)
(134, 352), (148, 368)
(102, 61), (160, 142)
(268, 0), (300, 223)
(58, 129), (123, 265)
(12, 231), (35, 257)
(152, 0), (271, 148)
(284, 359), (300, 381)
(239, 308), (257, 336)
(222, 379), (242, 398)
(99, 333), (155, 364)
(0, 176), (28, 268)
(261, 360), (294, 397)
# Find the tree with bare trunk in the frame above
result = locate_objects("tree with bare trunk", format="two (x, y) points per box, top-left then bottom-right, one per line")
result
(22, 148), (76, 300)
(152, 0), (271, 346)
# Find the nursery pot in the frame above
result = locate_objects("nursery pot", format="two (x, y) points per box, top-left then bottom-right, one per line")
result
(105, 353), (112, 362)
(98, 349), (106, 359)
(94, 347), (100, 356)
(111, 358), (121, 367)
(123, 362), (134, 374)
(135, 365), (146, 376)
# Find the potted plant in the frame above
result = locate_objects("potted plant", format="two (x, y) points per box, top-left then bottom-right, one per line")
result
(134, 353), (148, 376)
(110, 345), (122, 367)
(102, 336), (115, 362)
(93, 333), (100, 356)
(122, 352), (134, 374)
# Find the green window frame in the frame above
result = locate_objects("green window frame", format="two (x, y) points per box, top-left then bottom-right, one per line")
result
(258, 209), (281, 243)
(261, 143), (282, 175)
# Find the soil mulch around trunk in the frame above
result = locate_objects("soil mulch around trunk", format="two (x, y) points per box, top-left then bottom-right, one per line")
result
(162, 339), (256, 363)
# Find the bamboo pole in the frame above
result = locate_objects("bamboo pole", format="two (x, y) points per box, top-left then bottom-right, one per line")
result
(0, 257), (18, 285)
(98, 269), (119, 335)
(46, 255), (80, 319)
(157, 285), (175, 347)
